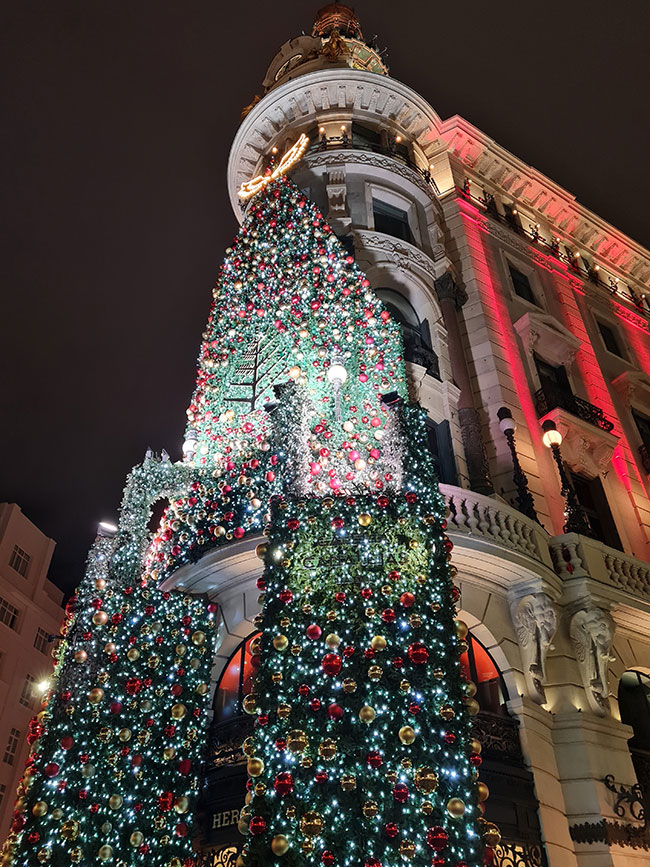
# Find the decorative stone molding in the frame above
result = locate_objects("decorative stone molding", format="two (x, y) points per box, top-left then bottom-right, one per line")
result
(513, 311), (581, 367)
(352, 229), (442, 282)
(510, 593), (557, 704)
(569, 605), (616, 715)
(475, 214), (553, 271)
(540, 407), (618, 477)
(611, 370), (650, 408)
(434, 271), (467, 309)
(304, 149), (437, 205)
(325, 168), (350, 231)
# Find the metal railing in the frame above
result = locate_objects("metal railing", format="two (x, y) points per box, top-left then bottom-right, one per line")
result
(534, 382), (614, 433)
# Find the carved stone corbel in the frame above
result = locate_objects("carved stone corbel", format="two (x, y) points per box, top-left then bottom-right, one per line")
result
(569, 606), (616, 716)
(510, 593), (557, 704)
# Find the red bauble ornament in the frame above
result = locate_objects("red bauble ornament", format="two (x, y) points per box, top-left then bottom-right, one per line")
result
(273, 772), (294, 796)
(400, 592), (415, 608)
(315, 771), (328, 784)
(367, 750), (383, 769)
(334, 592), (346, 603)
(60, 736), (74, 750)
(175, 822), (188, 837)
(275, 738), (287, 751)
(158, 792), (174, 811)
(443, 731), (456, 745)
(131, 754), (143, 767)
(257, 714), (269, 726)
(381, 608), (396, 623)
(125, 678), (142, 696)
(298, 684), (310, 697)
(164, 725), (176, 737)
(426, 827), (449, 851)
(328, 703), (343, 721)
(360, 587), (372, 599)
(248, 816), (266, 836)
(322, 653), (342, 676)
(391, 656), (404, 668)
(43, 763), (59, 778)
(256, 577), (266, 591)
(384, 823), (398, 839)
(279, 590), (293, 604)
(27, 831), (40, 844)
(310, 698), (322, 712)
(365, 859), (382, 867)
(306, 624), (322, 640)
(171, 683), (182, 697)
(322, 852), (335, 866)
(408, 642), (429, 665)
(343, 645), (355, 658)
(178, 759), (191, 775)
(392, 783), (409, 803)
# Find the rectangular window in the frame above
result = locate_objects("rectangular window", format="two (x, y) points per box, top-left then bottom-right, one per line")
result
(597, 320), (625, 358)
(34, 628), (50, 655)
(509, 265), (537, 305)
(633, 410), (650, 446)
(372, 199), (412, 243)
(19, 675), (36, 708)
(571, 473), (623, 550)
(3, 728), (20, 765)
(8, 545), (30, 578)
(0, 598), (19, 631)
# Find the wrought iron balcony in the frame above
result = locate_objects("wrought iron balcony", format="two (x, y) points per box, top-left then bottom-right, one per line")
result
(640, 443), (650, 475)
(400, 322), (441, 380)
(534, 382), (614, 433)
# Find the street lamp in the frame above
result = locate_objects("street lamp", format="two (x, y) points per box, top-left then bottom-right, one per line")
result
(541, 419), (591, 535)
(496, 407), (539, 523)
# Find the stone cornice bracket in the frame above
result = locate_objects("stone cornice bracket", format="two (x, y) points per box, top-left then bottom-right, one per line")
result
(569, 604), (616, 716)
(513, 311), (581, 367)
(434, 271), (467, 309)
(541, 409), (619, 477)
(611, 370), (650, 409)
(510, 592), (557, 704)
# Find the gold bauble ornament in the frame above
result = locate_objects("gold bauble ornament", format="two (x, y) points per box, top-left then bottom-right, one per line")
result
(242, 737), (255, 757)
(342, 678), (357, 693)
(37, 849), (52, 863)
(95, 578), (106, 591)
(273, 635), (289, 652)
(69, 847), (82, 863)
(455, 619), (469, 639)
(421, 801), (433, 815)
(103, 643), (116, 655)
(365, 607), (376, 618)
(247, 758), (264, 777)
(400, 840), (415, 858)
(276, 703), (291, 719)
(302, 839), (314, 854)
(368, 665), (383, 681)
(408, 614), (422, 629)
(98, 849), (113, 863)
(88, 688), (104, 705)
(399, 680), (411, 692)
(127, 648), (140, 662)
(370, 635), (386, 651)
(358, 513), (372, 527)
(279, 617), (291, 629)
(415, 766), (438, 793)
(287, 730), (307, 753)
(118, 728), (131, 742)
(325, 633), (340, 647)
(300, 812), (323, 837)
(109, 794), (123, 810)
(92, 611), (108, 626)
(271, 672), (283, 684)
(60, 821), (79, 840)
(447, 798), (466, 817)
(171, 703), (186, 720)
(176, 644), (187, 657)
(254, 782), (267, 796)
(362, 801), (378, 818)
(82, 763), (96, 778)
(482, 822), (501, 847)
(439, 704), (455, 720)
(359, 706), (375, 724)
(433, 668), (444, 679)
(319, 738), (337, 760)
(465, 697), (480, 717)
(464, 680), (477, 698)
(340, 774), (356, 791)
(243, 694), (259, 715)
(137, 730), (151, 745)
(286, 805), (296, 818)
(73, 650), (87, 664)
(290, 644), (302, 656)
(398, 725), (416, 745)
(477, 781), (490, 802)
(129, 832), (143, 847)
(471, 738), (482, 755)
(174, 796), (189, 814)
(32, 801), (47, 817)
(271, 835), (290, 856)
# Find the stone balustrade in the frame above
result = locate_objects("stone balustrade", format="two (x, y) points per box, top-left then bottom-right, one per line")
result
(439, 483), (552, 569)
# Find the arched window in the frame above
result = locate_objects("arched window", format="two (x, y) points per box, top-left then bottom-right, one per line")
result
(460, 634), (508, 715)
(619, 670), (650, 749)
(213, 632), (259, 724)
(375, 288), (440, 380)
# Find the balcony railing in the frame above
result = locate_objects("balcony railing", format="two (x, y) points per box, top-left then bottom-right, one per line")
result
(306, 133), (440, 194)
(400, 322), (441, 379)
(534, 382), (614, 433)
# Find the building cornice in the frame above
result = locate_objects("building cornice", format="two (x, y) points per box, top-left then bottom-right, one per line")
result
(441, 115), (650, 291)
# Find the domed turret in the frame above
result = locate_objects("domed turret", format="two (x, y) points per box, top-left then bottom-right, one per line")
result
(261, 3), (387, 93)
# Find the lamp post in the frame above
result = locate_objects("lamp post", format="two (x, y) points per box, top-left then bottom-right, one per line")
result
(541, 419), (591, 535)
(327, 356), (348, 422)
(497, 407), (539, 523)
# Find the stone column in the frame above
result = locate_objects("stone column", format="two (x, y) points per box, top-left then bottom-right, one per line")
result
(434, 272), (493, 494)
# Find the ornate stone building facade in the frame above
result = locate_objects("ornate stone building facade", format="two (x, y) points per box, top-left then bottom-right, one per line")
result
(185, 6), (650, 867)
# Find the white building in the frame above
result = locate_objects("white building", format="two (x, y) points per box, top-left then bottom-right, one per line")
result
(168, 5), (650, 867)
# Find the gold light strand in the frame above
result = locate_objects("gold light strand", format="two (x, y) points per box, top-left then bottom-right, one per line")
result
(238, 134), (310, 199)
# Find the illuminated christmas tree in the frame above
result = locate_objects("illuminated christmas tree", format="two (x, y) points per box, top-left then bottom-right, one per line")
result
(4, 143), (496, 867)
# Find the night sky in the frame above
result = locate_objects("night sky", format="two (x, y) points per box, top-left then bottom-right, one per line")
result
(2, 0), (649, 595)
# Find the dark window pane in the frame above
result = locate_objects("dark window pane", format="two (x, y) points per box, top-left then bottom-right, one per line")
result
(598, 321), (624, 357)
(571, 473), (622, 550)
(372, 199), (412, 242)
(509, 265), (536, 305)
(633, 410), (650, 445)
